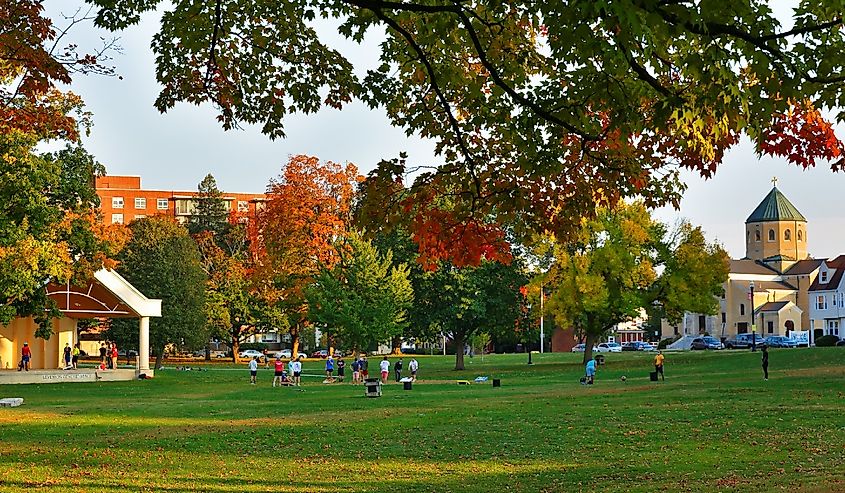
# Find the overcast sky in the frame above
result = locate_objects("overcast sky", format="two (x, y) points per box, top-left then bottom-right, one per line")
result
(45, 1), (845, 260)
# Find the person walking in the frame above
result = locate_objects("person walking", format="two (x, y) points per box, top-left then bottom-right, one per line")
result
(110, 343), (118, 370)
(263, 348), (270, 369)
(360, 356), (369, 381)
(337, 357), (345, 383)
(351, 357), (360, 384)
(379, 356), (390, 383)
(394, 358), (403, 382)
(273, 356), (285, 387)
(585, 358), (596, 385)
(292, 357), (302, 386)
(409, 358), (419, 382)
(72, 343), (81, 370)
(325, 354), (335, 382)
(249, 356), (258, 385)
(654, 351), (665, 382)
(762, 346), (769, 381)
(63, 343), (72, 369)
(19, 342), (32, 371)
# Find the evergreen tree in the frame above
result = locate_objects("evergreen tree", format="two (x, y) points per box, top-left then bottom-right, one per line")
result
(189, 174), (228, 235)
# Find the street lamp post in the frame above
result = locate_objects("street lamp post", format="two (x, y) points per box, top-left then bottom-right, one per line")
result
(540, 285), (545, 354)
(749, 281), (757, 352)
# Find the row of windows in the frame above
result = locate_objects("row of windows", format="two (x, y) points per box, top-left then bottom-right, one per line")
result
(815, 293), (845, 310)
(112, 197), (169, 210)
(748, 228), (804, 242)
(111, 213), (145, 224)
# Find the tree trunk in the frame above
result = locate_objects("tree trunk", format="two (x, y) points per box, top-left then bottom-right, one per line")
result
(204, 347), (211, 362)
(391, 335), (402, 355)
(454, 334), (465, 370)
(582, 332), (598, 366)
(154, 345), (164, 370)
(231, 327), (241, 364)
(291, 324), (300, 358)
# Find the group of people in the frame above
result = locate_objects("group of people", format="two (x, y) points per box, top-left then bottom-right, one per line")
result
(248, 353), (420, 387)
(98, 342), (119, 370)
(61, 342), (83, 370)
(17, 341), (119, 371)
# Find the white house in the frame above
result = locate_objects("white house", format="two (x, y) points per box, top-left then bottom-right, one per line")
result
(809, 255), (845, 339)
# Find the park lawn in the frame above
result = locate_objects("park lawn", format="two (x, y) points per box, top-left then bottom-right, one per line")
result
(1, 350), (844, 492)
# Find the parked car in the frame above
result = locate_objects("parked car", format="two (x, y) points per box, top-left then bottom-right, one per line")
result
(310, 349), (329, 359)
(595, 342), (622, 353)
(764, 335), (798, 348)
(690, 336), (723, 350)
(637, 342), (656, 352)
(239, 349), (264, 359)
(117, 349), (138, 357)
(571, 343), (590, 353)
(274, 349), (307, 360)
(621, 342), (639, 352)
(210, 350), (227, 359)
(725, 333), (767, 349)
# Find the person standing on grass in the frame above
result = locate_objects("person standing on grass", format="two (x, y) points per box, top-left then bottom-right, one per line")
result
(263, 348), (270, 369)
(762, 346), (769, 381)
(351, 357), (360, 384)
(360, 356), (369, 381)
(273, 356), (284, 387)
(379, 356), (390, 383)
(409, 358), (419, 382)
(337, 357), (346, 383)
(325, 354), (335, 381)
(249, 356), (258, 385)
(63, 343), (72, 369)
(394, 358), (403, 382)
(292, 357), (302, 386)
(585, 358), (596, 385)
(654, 351), (665, 381)
(72, 343), (80, 370)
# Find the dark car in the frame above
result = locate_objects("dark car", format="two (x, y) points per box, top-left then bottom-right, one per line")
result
(763, 335), (798, 348)
(621, 342), (639, 351)
(725, 333), (767, 349)
(690, 336), (722, 350)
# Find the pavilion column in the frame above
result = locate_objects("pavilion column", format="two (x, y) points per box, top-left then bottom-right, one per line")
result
(139, 317), (150, 372)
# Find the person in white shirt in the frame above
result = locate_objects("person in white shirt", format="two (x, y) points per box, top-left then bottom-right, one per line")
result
(409, 358), (419, 382)
(248, 357), (258, 385)
(292, 357), (303, 386)
(379, 356), (390, 383)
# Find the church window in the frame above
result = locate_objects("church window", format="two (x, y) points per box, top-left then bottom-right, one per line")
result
(784, 229), (791, 241)
(755, 230), (761, 242)
(768, 229), (775, 241)
(797, 230), (803, 241)
(740, 304), (745, 316)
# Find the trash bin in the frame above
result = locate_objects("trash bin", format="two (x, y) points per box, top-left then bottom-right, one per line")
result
(649, 371), (658, 382)
(492, 379), (501, 388)
(594, 354), (605, 365)
(365, 378), (382, 398)
(403, 381), (412, 391)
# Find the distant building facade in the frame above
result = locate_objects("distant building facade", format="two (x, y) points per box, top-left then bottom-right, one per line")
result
(95, 175), (267, 225)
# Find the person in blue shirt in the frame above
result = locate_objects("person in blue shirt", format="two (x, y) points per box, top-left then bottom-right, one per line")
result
(325, 355), (335, 381)
(585, 358), (596, 385)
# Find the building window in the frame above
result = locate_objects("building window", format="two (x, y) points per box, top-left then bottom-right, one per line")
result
(834, 294), (838, 308)
(740, 304), (745, 316)
(112, 197), (124, 209)
(134, 214), (146, 220)
(111, 213), (124, 225)
(821, 271), (828, 283)
(721, 312), (726, 324)
(767, 321), (774, 333)
(768, 229), (775, 241)
(237, 201), (249, 212)
(157, 198), (169, 210)
(784, 229), (791, 241)
(755, 230), (761, 242)
(134, 197), (146, 209)
(817, 295), (827, 310)
(798, 230), (803, 241)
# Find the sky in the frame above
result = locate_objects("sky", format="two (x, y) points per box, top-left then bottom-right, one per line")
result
(44, 1), (845, 260)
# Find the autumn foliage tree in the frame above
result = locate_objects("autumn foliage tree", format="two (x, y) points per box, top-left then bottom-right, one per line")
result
(253, 155), (360, 356)
(89, 1), (845, 266)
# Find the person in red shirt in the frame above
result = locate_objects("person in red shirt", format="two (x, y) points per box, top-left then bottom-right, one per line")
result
(110, 343), (118, 370)
(20, 342), (32, 371)
(273, 356), (285, 387)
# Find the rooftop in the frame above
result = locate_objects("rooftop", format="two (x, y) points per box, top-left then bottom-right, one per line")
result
(746, 187), (807, 223)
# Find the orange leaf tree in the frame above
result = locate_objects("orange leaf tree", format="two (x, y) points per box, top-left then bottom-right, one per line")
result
(253, 155), (361, 356)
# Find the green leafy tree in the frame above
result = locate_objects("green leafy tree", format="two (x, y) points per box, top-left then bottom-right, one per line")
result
(539, 202), (729, 364)
(417, 259), (527, 370)
(189, 173), (229, 236)
(306, 232), (413, 356)
(108, 217), (207, 369)
(90, 1), (845, 266)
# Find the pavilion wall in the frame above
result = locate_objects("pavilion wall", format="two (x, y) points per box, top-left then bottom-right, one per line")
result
(0, 317), (77, 370)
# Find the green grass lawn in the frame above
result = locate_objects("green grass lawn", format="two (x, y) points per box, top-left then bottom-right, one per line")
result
(1, 349), (844, 492)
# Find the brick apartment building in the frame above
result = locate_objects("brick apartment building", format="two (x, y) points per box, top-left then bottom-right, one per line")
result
(95, 175), (267, 225)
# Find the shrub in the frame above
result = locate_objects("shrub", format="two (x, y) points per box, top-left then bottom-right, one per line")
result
(814, 335), (841, 347)
(657, 337), (678, 350)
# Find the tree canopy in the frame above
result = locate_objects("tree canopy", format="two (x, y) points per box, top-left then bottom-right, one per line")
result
(86, 0), (845, 265)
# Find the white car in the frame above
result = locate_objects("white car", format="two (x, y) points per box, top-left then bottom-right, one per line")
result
(571, 343), (597, 353)
(595, 343), (622, 353)
(274, 349), (307, 360)
(239, 349), (264, 359)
